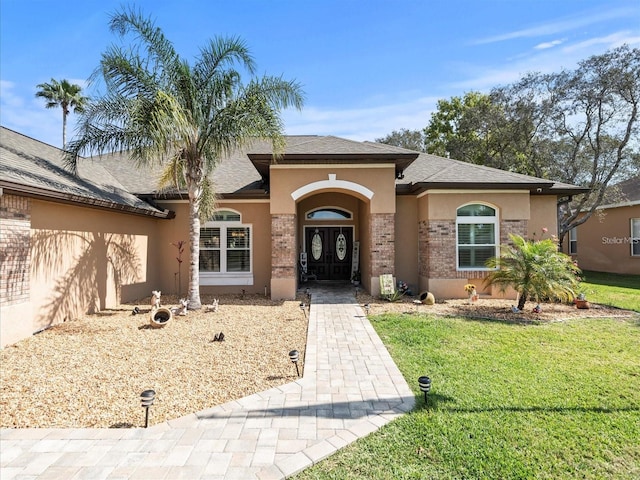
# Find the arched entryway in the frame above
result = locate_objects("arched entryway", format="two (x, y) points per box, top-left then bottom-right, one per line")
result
(297, 193), (362, 285)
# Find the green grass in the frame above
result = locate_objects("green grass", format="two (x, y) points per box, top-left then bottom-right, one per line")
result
(293, 314), (640, 479)
(580, 271), (640, 312)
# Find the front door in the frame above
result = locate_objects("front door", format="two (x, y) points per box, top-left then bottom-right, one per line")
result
(305, 227), (352, 281)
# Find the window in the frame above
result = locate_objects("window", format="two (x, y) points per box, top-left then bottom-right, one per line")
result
(306, 208), (352, 220)
(200, 210), (252, 285)
(632, 219), (640, 257)
(569, 227), (578, 255)
(456, 204), (498, 270)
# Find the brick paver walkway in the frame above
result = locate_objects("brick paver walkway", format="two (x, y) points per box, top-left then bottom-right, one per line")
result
(1, 284), (415, 479)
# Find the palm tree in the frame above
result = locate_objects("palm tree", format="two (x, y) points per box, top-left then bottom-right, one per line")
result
(66, 7), (304, 310)
(35, 78), (89, 149)
(485, 234), (581, 310)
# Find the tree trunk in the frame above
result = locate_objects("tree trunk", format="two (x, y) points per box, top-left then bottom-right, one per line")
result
(62, 111), (67, 150)
(517, 292), (527, 311)
(187, 179), (203, 310)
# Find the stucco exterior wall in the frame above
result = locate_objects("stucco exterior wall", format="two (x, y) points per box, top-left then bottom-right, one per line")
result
(568, 204), (640, 274)
(416, 190), (546, 300)
(395, 195), (419, 293)
(1, 197), (161, 347)
(156, 201), (273, 297)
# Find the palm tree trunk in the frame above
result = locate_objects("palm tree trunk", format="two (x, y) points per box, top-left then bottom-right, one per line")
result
(62, 111), (67, 150)
(517, 292), (527, 311)
(187, 174), (203, 310)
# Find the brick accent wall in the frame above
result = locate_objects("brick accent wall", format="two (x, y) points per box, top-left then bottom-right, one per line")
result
(421, 218), (529, 281)
(271, 214), (296, 278)
(0, 194), (31, 306)
(370, 213), (395, 277)
(500, 219), (528, 245)
(424, 220), (457, 278)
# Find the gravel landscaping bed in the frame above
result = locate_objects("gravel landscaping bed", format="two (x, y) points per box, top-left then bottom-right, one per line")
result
(356, 292), (637, 324)
(1, 289), (635, 429)
(1, 293), (309, 429)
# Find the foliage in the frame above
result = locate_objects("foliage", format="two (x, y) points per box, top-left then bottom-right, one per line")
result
(294, 314), (640, 479)
(35, 78), (89, 149)
(417, 45), (640, 244)
(484, 233), (580, 310)
(375, 128), (426, 152)
(66, 6), (304, 309)
(381, 289), (405, 303)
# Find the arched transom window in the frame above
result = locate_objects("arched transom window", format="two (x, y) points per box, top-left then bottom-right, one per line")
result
(456, 203), (498, 270)
(306, 207), (352, 220)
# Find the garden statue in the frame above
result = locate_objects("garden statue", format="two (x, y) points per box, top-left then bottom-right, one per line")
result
(151, 290), (161, 309)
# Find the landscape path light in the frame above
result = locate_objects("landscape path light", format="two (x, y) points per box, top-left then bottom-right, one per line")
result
(299, 302), (307, 319)
(418, 376), (431, 405)
(140, 389), (156, 428)
(364, 303), (370, 315)
(289, 349), (300, 377)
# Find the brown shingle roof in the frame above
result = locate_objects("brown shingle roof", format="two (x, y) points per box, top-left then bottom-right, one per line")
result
(0, 127), (171, 218)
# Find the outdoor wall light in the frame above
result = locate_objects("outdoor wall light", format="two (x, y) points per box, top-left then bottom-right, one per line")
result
(418, 376), (431, 405)
(140, 389), (156, 428)
(289, 349), (300, 377)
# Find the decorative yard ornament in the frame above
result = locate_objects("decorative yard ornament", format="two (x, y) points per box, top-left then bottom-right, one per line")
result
(208, 299), (219, 313)
(151, 290), (161, 310)
(172, 299), (188, 316)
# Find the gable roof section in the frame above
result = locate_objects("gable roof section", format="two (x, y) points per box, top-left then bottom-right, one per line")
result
(248, 136), (419, 180)
(395, 151), (588, 196)
(0, 127), (172, 218)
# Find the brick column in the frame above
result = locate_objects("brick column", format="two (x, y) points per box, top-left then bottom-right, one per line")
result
(0, 194), (31, 307)
(425, 220), (457, 278)
(271, 214), (296, 299)
(370, 213), (395, 277)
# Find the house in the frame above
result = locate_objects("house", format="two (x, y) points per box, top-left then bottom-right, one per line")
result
(1, 126), (585, 347)
(562, 177), (640, 275)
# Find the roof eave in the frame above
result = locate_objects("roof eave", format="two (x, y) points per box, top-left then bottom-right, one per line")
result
(0, 181), (174, 219)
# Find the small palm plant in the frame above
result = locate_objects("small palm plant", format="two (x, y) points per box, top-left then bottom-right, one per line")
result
(485, 233), (581, 311)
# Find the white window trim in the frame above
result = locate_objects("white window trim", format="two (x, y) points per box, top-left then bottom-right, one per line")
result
(200, 209), (253, 286)
(631, 218), (640, 257)
(569, 227), (578, 255)
(456, 203), (499, 271)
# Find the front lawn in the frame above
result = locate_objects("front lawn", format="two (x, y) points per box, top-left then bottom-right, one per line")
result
(580, 271), (640, 312)
(294, 314), (640, 479)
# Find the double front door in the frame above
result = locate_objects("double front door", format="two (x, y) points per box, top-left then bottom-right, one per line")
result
(305, 227), (352, 281)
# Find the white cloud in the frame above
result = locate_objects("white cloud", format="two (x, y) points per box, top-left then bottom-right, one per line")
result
(474, 7), (635, 45)
(535, 39), (566, 50)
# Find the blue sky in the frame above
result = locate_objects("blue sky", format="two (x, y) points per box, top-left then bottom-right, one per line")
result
(1, 0), (639, 149)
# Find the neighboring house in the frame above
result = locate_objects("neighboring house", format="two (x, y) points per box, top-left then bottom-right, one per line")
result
(1, 126), (585, 347)
(563, 177), (640, 275)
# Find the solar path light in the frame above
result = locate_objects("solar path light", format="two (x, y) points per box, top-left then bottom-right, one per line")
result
(289, 349), (300, 377)
(140, 389), (156, 428)
(418, 376), (431, 405)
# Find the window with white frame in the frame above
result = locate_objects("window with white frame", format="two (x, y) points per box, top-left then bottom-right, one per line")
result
(199, 210), (252, 285)
(569, 227), (578, 255)
(456, 203), (498, 270)
(632, 218), (640, 257)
